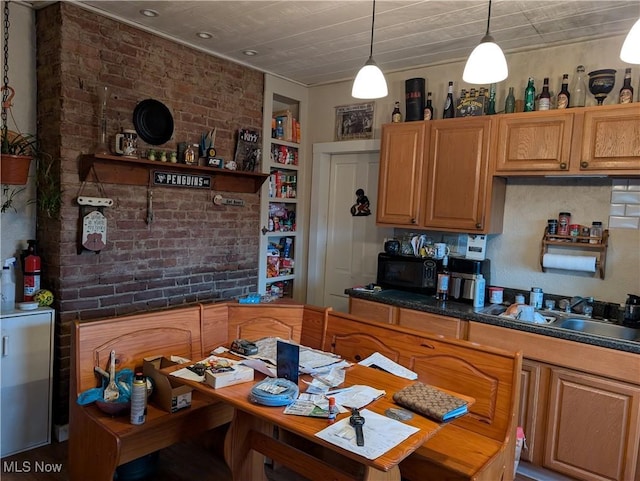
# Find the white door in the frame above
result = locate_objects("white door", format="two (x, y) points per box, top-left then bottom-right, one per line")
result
(322, 152), (393, 311)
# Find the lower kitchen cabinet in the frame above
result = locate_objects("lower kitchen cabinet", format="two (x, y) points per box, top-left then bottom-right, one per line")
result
(468, 321), (640, 481)
(396, 307), (465, 339)
(544, 368), (640, 481)
(0, 308), (55, 457)
(348, 297), (397, 324)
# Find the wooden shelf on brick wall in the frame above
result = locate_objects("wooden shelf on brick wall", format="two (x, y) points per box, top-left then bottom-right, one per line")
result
(79, 154), (269, 193)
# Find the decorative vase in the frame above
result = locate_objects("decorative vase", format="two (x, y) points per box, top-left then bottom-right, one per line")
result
(0, 154), (32, 185)
(94, 85), (111, 154)
(588, 69), (616, 105)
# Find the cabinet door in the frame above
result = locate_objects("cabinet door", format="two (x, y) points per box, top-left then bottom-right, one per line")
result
(518, 359), (550, 465)
(397, 308), (465, 339)
(544, 367), (640, 481)
(494, 111), (574, 173)
(376, 122), (426, 226)
(423, 118), (496, 232)
(580, 104), (640, 172)
(1, 310), (54, 457)
(349, 297), (397, 324)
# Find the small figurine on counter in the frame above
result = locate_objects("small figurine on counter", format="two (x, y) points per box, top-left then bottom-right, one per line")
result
(350, 188), (371, 216)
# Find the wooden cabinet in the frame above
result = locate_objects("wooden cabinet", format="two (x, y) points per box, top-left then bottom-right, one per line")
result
(376, 122), (427, 226)
(493, 104), (640, 176)
(544, 368), (640, 481)
(396, 308), (465, 339)
(580, 103), (640, 172)
(468, 321), (640, 481)
(348, 297), (396, 324)
(518, 359), (549, 465)
(422, 117), (505, 233)
(494, 111), (575, 173)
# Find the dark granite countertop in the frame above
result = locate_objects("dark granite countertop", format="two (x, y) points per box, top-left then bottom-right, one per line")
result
(345, 288), (640, 355)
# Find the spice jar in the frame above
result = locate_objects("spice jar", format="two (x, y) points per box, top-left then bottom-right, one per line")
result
(569, 224), (580, 242)
(558, 212), (571, 235)
(590, 221), (603, 244)
(547, 219), (558, 235)
(489, 287), (504, 304)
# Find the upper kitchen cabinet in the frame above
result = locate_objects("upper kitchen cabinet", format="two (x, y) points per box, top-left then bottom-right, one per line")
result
(376, 122), (428, 226)
(494, 111), (575, 173)
(422, 117), (505, 233)
(493, 104), (640, 176)
(580, 103), (640, 172)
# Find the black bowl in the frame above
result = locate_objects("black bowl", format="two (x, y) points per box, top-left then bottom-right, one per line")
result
(588, 69), (616, 105)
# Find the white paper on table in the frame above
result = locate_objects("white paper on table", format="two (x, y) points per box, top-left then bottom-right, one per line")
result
(315, 409), (419, 460)
(240, 358), (277, 377)
(331, 385), (385, 409)
(358, 352), (418, 381)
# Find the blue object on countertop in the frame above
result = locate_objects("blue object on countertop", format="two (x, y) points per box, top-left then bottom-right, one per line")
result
(239, 293), (262, 304)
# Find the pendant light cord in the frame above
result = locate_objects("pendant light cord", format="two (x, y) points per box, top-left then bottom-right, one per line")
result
(368, 0), (376, 58)
(485, 0), (492, 36)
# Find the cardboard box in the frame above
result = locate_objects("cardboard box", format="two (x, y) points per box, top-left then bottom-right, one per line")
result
(204, 361), (255, 389)
(143, 356), (193, 413)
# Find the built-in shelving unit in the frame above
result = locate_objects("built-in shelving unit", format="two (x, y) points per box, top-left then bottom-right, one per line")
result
(540, 227), (609, 279)
(259, 76), (308, 300)
(79, 154), (268, 193)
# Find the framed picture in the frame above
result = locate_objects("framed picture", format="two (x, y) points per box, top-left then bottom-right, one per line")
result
(335, 102), (374, 141)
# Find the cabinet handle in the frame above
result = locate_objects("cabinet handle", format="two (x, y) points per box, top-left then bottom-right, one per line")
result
(559, 162), (568, 170)
(476, 223), (482, 229)
(2, 336), (7, 357)
(411, 218), (416, 224)
(581, 161), (589, 169)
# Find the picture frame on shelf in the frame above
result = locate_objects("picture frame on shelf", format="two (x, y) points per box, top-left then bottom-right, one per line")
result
(334, 102), (374, 141)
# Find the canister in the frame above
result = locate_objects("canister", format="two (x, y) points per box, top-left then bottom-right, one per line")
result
(558, 212), (571, 235)
(529, 287), (543, 309)
(488, 286), (504, 304)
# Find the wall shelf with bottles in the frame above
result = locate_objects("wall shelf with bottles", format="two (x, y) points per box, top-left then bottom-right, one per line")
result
(539, 227), (609, 279)
(79, 154), (268, 193)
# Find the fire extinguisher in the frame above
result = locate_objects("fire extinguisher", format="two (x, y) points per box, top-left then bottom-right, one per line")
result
(24, 249), (41, 302)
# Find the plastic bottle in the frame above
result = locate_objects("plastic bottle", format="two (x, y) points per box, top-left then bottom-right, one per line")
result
(436, 255), (450, 301)
(529, 287), (544, 309)
(130, 372), (147, 425)
(23, 250), (41, 302)
(1, 257), (17, 312)
(473, 274), (486, 308)
(571, 65), (587, 107)
(327, 397), (337, 424)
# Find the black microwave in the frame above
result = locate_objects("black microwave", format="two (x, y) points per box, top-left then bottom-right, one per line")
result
(376, 253), (440, 295)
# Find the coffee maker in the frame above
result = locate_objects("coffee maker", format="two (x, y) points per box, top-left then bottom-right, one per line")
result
(623, 294), (640, 327)
(447, 258), (491, 303)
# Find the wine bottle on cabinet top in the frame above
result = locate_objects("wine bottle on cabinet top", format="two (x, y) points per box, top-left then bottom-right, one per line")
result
(391, 101), (402, 122)
(619, 68), (634, 104)
(557, 74), (570, 109)
(538, 77), (551, 111)
(443, 81), (455, 119)
(524, 78), (536, 112)
(423, 92), (434, 120)
(571, 65), (587, 107)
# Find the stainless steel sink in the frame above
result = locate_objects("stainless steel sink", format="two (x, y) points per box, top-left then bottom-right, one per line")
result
(477, 304), (508, 316)
(549, 318), (640, 341)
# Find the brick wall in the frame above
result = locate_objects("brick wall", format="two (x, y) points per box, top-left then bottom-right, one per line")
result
(35, 3), (264, 426)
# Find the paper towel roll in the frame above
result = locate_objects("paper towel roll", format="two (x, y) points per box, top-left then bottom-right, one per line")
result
(542, 253), (596, 272)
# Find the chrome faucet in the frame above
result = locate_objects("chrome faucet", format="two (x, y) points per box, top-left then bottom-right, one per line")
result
(559, 296), (594, 315)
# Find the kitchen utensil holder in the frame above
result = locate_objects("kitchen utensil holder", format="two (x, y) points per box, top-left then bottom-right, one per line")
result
(539, 227), (609, 279)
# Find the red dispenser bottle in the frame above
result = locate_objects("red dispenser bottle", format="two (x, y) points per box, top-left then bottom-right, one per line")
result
(23, 248), (41, 302)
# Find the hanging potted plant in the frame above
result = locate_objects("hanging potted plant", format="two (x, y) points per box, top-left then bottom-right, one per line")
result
(1, 123), (36, 185)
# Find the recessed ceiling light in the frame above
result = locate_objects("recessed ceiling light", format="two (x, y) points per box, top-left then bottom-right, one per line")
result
(197, 32), (213, 39)
(140, 9), (159, 18)
(243, 50), (258, 57)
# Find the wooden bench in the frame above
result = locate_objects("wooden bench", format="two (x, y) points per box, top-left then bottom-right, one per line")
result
(322, 310), (523, 481)
(69, 302), (325, 481)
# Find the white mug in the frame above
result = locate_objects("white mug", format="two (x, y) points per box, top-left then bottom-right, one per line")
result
(115, 129), (138, 157)
(433, 242), (450, 259)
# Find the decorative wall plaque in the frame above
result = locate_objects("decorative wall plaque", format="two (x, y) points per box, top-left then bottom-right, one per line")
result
(153, 171), (211, 188)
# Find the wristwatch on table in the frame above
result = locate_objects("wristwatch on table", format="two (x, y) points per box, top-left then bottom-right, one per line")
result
(350, 408), (365, 446)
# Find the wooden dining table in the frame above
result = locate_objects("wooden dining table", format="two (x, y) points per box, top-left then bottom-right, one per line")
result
(163, 361), (472, 481)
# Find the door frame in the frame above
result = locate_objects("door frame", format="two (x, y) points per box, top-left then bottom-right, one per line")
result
(307, 139), (380, 306)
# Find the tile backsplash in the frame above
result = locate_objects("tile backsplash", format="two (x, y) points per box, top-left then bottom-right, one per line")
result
(610, 179), (640, 229)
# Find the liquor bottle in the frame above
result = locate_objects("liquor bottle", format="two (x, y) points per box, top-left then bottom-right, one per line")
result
(556, 74), (570, 109)
(524, 78), (536, 112)
(423, 92), (434, 120)
(571, 65), (587, 107)
(443, 81), (455, 119)
(436, 255), (450, 301)
(487, 83), (496, 115)
(391, 101), (402, 122)
(619, 68), (634, 104)
(505, 87), (516, 113)
(538, 78), (551, 110)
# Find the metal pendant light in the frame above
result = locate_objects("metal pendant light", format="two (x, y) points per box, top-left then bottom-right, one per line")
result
(463, 0), (508, 84)
(620, 18), (640, 64)
(352, 0), (388, 99)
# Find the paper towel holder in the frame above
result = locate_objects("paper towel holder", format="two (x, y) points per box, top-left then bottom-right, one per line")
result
(540, 227), (609, 279)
